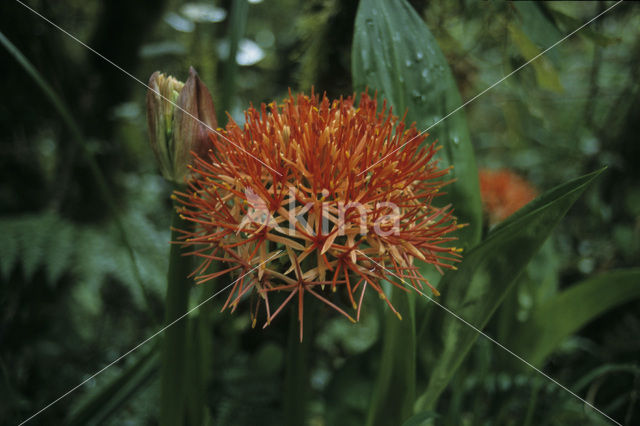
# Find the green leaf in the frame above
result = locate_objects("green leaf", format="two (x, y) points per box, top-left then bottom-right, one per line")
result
(0, 213), (75, 284)
(67, 345), (159, 426)
(402, 411), (439, 426)
(549, 7), (620, 47)
(511, 269), (640, 367)
(508, 23), (563, 92)
(513, 2), (562, 65)
(415, 168), (604, 411)
(352, 2), (480, 422)
(352, 0), (482, 249)
(572, 363), (640, 394)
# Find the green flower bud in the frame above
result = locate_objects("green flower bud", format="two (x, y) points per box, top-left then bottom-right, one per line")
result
(147, 67), (217, 183)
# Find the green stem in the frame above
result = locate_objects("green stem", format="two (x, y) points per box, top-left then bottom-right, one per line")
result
(522, 380), (542, 426)
(283, 298), (313, 426)
(366, 286), (416, 426)
(160, 207), (193, 426)
(185, 263), (220, 426)
(219, 0), (248, 125)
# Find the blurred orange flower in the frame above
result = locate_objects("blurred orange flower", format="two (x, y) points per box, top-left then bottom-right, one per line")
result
(478, 169), (537, 224)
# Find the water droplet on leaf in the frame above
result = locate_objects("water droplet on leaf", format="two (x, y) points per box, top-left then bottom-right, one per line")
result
(411, 90), (424, 103)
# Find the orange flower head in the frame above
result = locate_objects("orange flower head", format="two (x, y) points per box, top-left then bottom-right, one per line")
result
(175, 92), (462, 340)
(478, 168), (537, 224)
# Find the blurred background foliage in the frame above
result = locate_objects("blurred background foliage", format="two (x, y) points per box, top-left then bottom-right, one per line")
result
(1, 0), (639, 425)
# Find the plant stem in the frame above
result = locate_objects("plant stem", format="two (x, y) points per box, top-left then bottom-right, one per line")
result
(185, 262), (220, 425)
(219, 0), (248, 125)
(366, 286), (416, 426)
(160, 206), (193, 426)
(523, 380), (542, 426)
(283, 298), (313, 426)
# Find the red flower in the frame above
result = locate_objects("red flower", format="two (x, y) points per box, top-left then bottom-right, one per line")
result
(175, 92), (461, 339)
(478, 169), (537, 224)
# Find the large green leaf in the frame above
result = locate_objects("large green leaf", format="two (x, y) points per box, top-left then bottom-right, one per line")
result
(352, 2), (481, 422)
(511, 269), (640, 366)
(415, 168), (604, 410)
(352, 0), (482, 249)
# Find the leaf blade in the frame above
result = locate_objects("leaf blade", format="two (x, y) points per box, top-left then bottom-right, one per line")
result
(512, 268), (640, 366)
(415, 168), (604, 410)
(351, 0), (482, 249)
(66, 346), (159, 426)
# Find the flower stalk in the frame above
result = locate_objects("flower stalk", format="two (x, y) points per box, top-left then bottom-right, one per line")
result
(366, 286), (417, 426)
(159, 204), (193, 426)
(146, 67), (218, 426)
(283, 303), (313, 426)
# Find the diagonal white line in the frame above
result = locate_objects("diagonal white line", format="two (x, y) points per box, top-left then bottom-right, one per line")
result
(355, 250), (622, 426)
(358, 0), (624, 176)
(18, 250), (282, 426)
(13, 0), (282, 177)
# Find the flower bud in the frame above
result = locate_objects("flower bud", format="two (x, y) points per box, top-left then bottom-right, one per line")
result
(147, 67), (217, 183)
